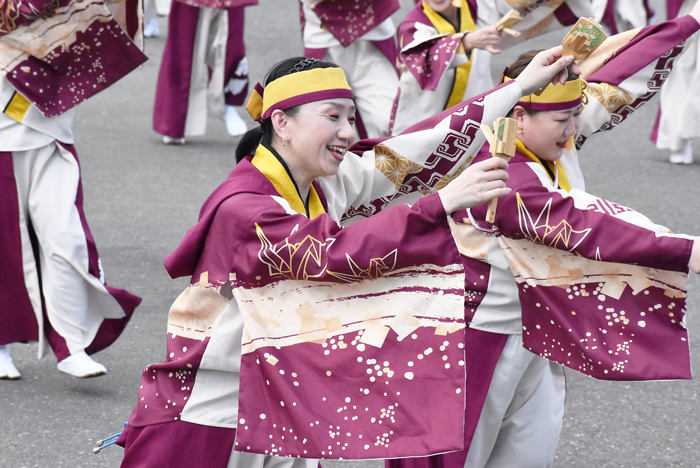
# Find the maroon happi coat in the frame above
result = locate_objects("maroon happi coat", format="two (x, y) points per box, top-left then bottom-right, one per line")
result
(0, 0), (147, 117)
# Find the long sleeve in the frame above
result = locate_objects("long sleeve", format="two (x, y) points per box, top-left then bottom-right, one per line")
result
(576, 15), (700, 146)
(221, 190), (473, 459)
(465, 152), (693, 381)
(470, 156), (693, 271)
(318, 80), (523, 224)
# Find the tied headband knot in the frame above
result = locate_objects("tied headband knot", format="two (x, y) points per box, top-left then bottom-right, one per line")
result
(245, 67), (354, 123)
(501, 72), (584, 111)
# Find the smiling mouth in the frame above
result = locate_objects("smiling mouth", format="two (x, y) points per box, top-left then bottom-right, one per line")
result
(555, 141), (568, 149)
(327, 145), (347, 160)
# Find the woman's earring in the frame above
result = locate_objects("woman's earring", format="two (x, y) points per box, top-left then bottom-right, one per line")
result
(282, 139), (288, 146)
(516, 126), (523, 136)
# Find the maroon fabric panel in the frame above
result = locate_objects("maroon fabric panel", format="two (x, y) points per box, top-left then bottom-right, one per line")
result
(0, 152), (39, 345)
(117, 421), (237, 468)
(650, 107), (661, 144)
(224, 7), (248, 106)
(153, 1), (200, 138)
(667, 0), (684, 20)
(311, 0), (400, 47)
(553, 2), (577, 26)
(602, 0), (618, 35)
(372, 37), (400, 75)
(304, 47), (328, 60)
(4, 16), (147, 117)
(124, 0), (141, 40)
(385, 329), (508, 468)
(176, 0), (255, 9)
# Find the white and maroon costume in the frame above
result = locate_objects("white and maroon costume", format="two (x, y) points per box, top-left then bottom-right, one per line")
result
(153, 0), (256, 139)
(390, 0), (593, 135)
(0, 0), (145, 361)
(388, 14), (700, 468)
(299, 0), (400, 139)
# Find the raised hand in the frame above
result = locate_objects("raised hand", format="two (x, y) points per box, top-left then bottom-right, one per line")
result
(462, 27), (501, 54)
(438, 158), (510, 214)
(514, 46), (582, 96)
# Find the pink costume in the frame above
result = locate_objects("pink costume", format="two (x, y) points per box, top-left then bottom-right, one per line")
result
(117, 76), (529, 466)
(153, 0), (257, 139)
(0, 0), (145, 362)
(299, 0), (400, 139)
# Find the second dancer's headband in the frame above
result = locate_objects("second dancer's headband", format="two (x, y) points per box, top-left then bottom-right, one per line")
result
(245, 65), (354, 123)
(501, 74), (585, 111)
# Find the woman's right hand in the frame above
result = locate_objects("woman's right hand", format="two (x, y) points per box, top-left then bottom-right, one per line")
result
(514, 46), (582, 96)
(438, 158), (510, 214)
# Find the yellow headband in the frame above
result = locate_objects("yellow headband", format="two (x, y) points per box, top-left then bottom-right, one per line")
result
(502, 76), (583, 111)
(245, 67), (354, 122)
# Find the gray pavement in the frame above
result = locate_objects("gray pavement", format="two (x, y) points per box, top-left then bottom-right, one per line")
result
(2, 1), (700, 467)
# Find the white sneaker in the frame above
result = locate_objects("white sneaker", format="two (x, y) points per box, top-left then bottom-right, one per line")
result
(0, 345), (20, 380)
(669, 141), (693, 165)
(224, 106), (248, 136)
(144, 17), (160, 38)
(57, 350), (107, 378)
(163, 135), (186, 145)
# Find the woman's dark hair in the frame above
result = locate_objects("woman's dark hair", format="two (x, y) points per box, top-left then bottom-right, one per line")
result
(504, 50), (580, 117)
(235, 57), (340, 162)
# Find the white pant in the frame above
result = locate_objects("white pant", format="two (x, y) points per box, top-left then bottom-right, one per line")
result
(12, 143), (122, 357)
(464, 334), (566, 468)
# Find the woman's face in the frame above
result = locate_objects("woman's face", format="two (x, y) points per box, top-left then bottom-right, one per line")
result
(424, 0), (456, 14)
(517, 105), (582, 162)
(285, 98), (356, 184)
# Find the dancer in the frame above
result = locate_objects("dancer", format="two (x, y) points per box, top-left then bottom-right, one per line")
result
(652, 0), (700, 164)
(390, 0), (593, 135)
(117, 50), (578, 466)
(299, 0), (400, 139)
(388, 4), (700, 467)
(0, 0), (145, 379)
(154, 0), (256, 144)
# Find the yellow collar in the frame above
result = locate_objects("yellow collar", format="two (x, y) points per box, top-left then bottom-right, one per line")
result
(422, 0), (475, 35)
(422, 0), (476, 110)
(251, 145), (326, 219)
(515, 139), (571, 193)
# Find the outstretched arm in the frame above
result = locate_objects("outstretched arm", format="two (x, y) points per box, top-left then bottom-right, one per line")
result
(319, 46), (577, 224)
(576, 9), (700, 145)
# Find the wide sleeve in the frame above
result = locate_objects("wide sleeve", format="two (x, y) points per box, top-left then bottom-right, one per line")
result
(576, 15), (700, 146)
(471, 169), (693, 271)
(225, 192), (460, 287)
(317, 80), (524, 224)
(467, 159), (694, 381)
(228, 192), (473, 459)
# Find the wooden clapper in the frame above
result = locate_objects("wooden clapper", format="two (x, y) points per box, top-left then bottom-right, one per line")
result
(480, 117), (517, 224)
(495, 10), (522, 38)
(562, 17), (607, 61)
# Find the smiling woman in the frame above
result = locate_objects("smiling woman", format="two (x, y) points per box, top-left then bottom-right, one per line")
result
(116, 52), (587, 467)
